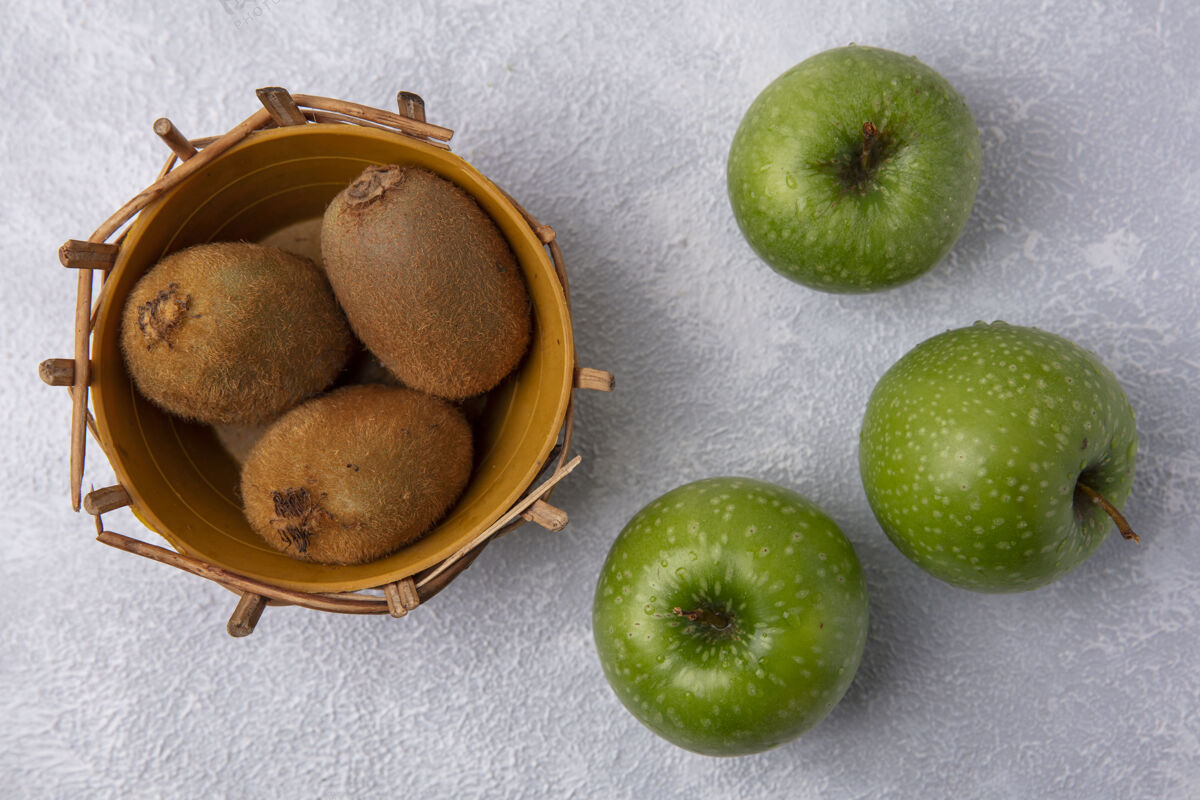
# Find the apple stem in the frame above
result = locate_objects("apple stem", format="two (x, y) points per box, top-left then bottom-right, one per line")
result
(1076, 483), (1140, 543)
(861, 122), (879, 173)
(673, 606), (732, 631)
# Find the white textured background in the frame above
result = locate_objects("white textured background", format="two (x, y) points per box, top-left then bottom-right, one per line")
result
(3, 1), (1199, 797)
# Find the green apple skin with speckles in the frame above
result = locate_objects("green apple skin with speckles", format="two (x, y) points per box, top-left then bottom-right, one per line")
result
(859, 322), (1138, 593)
(592, 477), (868, 757)
(727, 45), (981, 293)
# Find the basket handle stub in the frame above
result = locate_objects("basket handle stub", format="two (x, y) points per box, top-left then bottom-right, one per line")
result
(397, 91), (426, 122)
(574, 368), (615, 392)
(227, 592), (268, 637)
(521, 499), (569, 532)
(153, 118), (199, 161)
(39, 359), (76, 386)
(83, 484), (131, 515)
(384, 578), (421, 618)
(59, 240), (118, 271)
(256, 87), (307, 127)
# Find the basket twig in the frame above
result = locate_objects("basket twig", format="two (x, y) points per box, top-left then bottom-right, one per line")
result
(59, 241), (119, 270)
(154, 153), (178, 182)
(69, 270), (92, 510)
(417, 455), (581, 588)
(96, 530), (391, 614)
(256, 87), (307, 127)
(227, 592), (268, 637)
(299, 108), (451, 150)
(291, 94), (452, 142)
(152, 118), (198, 161)
(39, 359), (74, 386)
(521, 499), (569, 532)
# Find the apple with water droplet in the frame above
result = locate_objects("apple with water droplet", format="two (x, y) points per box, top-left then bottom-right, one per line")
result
(727, 45), (981, 292)
(592, 477), (868, 756)
(859, 321), (1139, 592)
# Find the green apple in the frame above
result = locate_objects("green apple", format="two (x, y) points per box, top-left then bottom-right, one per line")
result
(592, 477), (868, 756)
(727, 45), (981, 292)
(859, 322), (1139, 592)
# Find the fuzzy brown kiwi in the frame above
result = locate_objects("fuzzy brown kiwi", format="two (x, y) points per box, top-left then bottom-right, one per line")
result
(120, 242), (354, 426)
(239, 384), (473, 565)
(321, 165), (532, 400)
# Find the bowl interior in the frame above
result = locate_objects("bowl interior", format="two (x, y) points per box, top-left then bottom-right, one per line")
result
(91, 124), (573, 593)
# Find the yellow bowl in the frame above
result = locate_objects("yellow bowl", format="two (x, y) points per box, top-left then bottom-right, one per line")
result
(90, 124), (574, 594)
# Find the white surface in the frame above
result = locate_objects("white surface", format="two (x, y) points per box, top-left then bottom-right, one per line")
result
(3, 1), (1199, 797)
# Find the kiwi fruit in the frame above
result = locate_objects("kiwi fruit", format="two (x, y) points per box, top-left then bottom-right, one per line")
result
(321, 164), (532, 400)
(259, 217), (324, 270)
(215, 349), (399, 466)
(212, 421), (271, 465)
(240, 384), (473, 565)
(120, 242), (353, 426)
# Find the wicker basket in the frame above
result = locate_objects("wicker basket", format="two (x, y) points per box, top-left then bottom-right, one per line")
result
(42, 87), (612, 636)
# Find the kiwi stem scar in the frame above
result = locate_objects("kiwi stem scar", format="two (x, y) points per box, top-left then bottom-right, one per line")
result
(673, 606), (733, 631)
(137, 284), (191, 348)
(1076, 483), (1140, 542)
